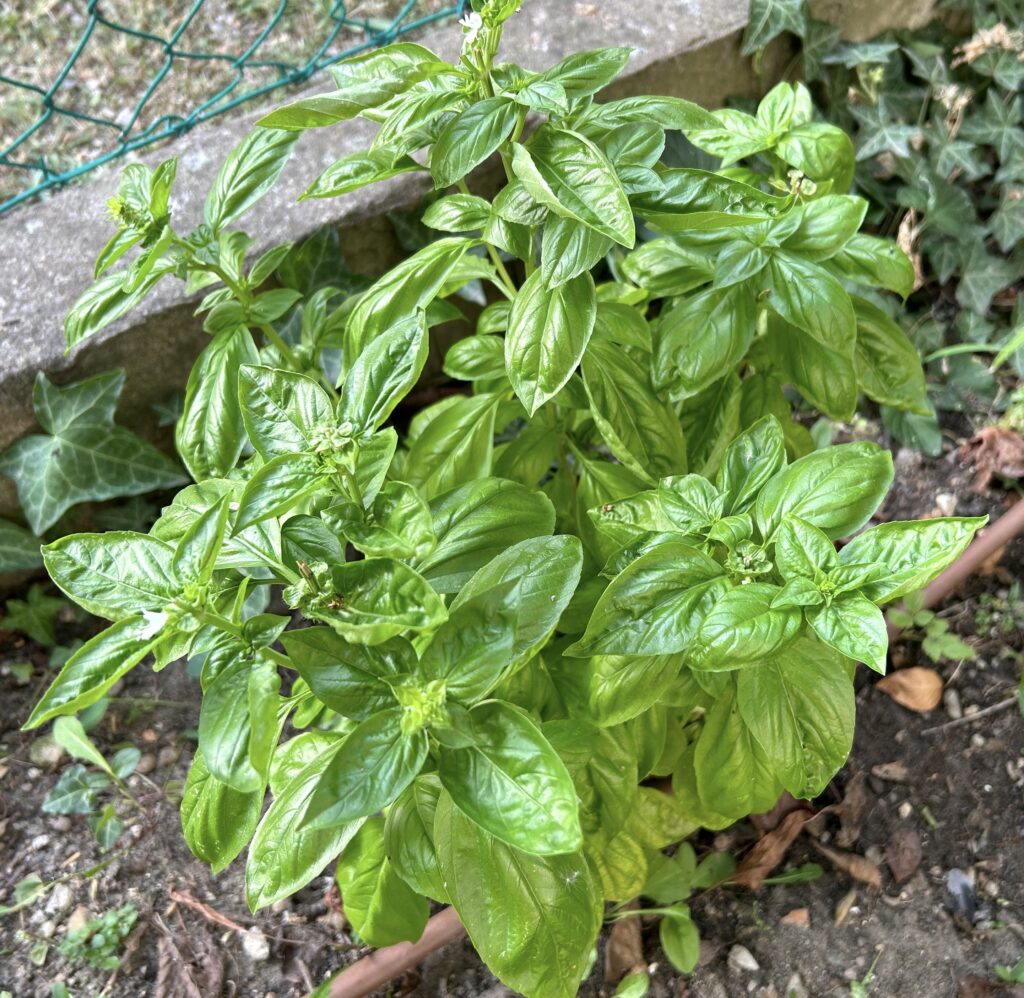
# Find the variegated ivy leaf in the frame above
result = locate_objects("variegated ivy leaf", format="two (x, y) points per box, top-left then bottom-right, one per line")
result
(0, 370), (186, 535)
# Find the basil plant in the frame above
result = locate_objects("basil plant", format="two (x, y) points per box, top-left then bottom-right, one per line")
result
(28, 2), (983, 994)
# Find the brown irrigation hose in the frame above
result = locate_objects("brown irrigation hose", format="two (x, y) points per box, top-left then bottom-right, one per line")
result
(314, 500), (1024, 998)
(325, 906), (466, 998)
(886, 496), (1024, 639)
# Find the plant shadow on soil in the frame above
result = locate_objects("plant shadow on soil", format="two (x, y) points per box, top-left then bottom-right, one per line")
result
(1, 446), (1022, 998)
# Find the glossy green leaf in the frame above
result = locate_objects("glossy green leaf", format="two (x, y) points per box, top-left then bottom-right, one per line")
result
(694, 583), (801, 669)
(765, 252), (856, 358)
(505, 269), (597, 415)
(302, 148), (421, 200)
(432, 96), (519, 189)
(807, 593), (889, 673)
(335, 817), (428, 946)
(307, 709), (428, 827)
(238, 365), (334, 460)
(852, 297), (930, 415)
(435, 792), (601, 998)
(385, 775), (448, 901)
(181, 749), (263, 873)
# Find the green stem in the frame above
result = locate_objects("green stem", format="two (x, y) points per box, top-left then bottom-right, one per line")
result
(195, 610), (294, 670)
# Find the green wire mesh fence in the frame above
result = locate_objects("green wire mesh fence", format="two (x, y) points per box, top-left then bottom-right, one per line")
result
(0, 0), (466, 215)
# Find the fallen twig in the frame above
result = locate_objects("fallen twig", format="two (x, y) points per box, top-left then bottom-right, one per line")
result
(921, 696), (1018, 736)
(168, 888), (250, 934)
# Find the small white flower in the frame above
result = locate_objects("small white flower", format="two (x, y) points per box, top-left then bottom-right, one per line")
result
(140, 609), (169, 639)
(459, 11), (483, 42)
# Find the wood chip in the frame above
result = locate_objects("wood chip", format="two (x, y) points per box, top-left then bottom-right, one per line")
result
(886, 827), (923, 884)
(812, 842), (883, 892)
(781, 907), (810, 928)
(733, 809), (811, 890)
(877, 667), (944, 712)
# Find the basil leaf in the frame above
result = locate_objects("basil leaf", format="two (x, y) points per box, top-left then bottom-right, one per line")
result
(443, 334), (506, 382)
(43, 532), (178, 620)
(335, 817), (428, 946)
(736, 637), (855, 799)
(535, 46), (631, 96)
(281, 626), (411, 720)
(307, 709), (428, 827)
(582, 337), (686, 480)
(177, 327), (258, 480)
(309, 558), (447, 644)
(181, 749), (262, 874)
(654, 284), (756, 400)
(406, 392), (501, 498)
(807, 592), (889, 674)
(235, 453), (328, 531)
(829, 233), (915, 299)
(338, 312), (428, 432)
(567, 540), (727, 657)
(435, 792), (601, 998)
(413, 477), (556, 593)
(715, 415), (786, 515)
(694, 583), (801, 670)
(451, 535), (583, 662)
(541, 216), (613, 288)
(239, 365), (334, 460)
(301, 148), (421, 200)
(204, 128), (298, 233)
(781, 195), (867, 259)
(246, 747), (365, 910)
(774, 515), (838, 579)
(838, 517), (985, 604)
(852, 297), (930, 415)
(512, 127), (634, 247)
(755, 441), (894, 540)
(385, 775), (449, 903)
(431, 96), (520, 189)
(24, 615), (162, 729)
(506, 269), (598, 415)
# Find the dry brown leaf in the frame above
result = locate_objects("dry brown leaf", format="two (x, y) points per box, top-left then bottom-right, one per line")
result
(871, 761), (910, 783)
(781, 907), (810, 928)
(812, 842), (883, 892)
(835, 771), (869, 849)
(877, 667), (944, 712)
(734, 809), (811, 889)
(958, 426), (1024, 491)
(155, 930), (225, 998)
(604, 909), (644, 985)
(897, 210), (924, 293)
(834, 887), (858, 926)
(958, 976), (1024, 998)
(886, 827), (923, 884)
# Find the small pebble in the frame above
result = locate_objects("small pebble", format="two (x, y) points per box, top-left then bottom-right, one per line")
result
(785, 974), (809, 998)
(970, 733), (986, 749)
(45, 883), (74, 915)
(38, 920), (56, 939)
(943, 688), (962, 720)
(29, 737), (64, 768)
(728, 944), (759, 973)
(49, 816), (72, 833)
(898, 801), (913, 819)
(242, 927), (270, 962)
(136, 753), (157, 775)
(30, 834), (51, 851)
(157, 745), (179, 768)
(65, 905), (92, 934)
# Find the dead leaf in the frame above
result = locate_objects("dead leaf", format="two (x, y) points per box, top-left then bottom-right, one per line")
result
(733, 809), (811, 890)
(870, 761), (910, 783)
(886, 827), (923, 884)
(877, 667), (944, 712)
(834, 887), (858, 926)
(835, 771), (869, 849)
(812, 842), (883, 891)
(897, 210), (924, 292)
(958, 426), (1024, 491)
(155, 928), (225, 998)
(781, 907), (810, 928)
(958, 976), (1024, 998)
(604, 909), (644, 985)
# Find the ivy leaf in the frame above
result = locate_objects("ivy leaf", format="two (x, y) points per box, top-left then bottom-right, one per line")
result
(741, 0), (807, 56)
(850, 103), (921, 160)
(956, 246), (1021, 316)
(0, 518), (43, 572)
(0, 371), (186, 535)
(958, 90), (1024, 162)
(3, 584), (65, 645)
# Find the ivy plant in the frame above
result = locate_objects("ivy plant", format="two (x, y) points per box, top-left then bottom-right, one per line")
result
(25, 3), (986, 995)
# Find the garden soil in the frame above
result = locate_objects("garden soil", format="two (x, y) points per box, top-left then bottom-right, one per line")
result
(2, 445), (1022, 998)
